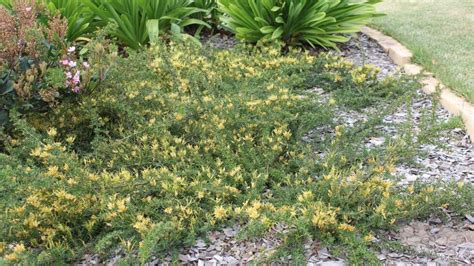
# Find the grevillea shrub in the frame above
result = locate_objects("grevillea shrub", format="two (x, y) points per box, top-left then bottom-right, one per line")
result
(0, 41), (472, 264)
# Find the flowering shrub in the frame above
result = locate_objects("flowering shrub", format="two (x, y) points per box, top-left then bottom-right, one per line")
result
(0, 0), (115, 128)
(0, 41), (472, 264)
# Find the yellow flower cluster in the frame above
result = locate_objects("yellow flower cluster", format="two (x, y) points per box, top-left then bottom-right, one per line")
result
(322, 54), (381, 85)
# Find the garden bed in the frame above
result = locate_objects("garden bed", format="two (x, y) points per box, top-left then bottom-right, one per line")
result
(1, 1), (473, 264)
(76, 34), (474, 265)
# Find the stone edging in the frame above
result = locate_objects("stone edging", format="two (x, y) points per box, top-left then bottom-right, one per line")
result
(361, 27), (474, 141)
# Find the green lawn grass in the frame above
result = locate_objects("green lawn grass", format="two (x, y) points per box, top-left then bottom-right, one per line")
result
(371, 0), (474, 102)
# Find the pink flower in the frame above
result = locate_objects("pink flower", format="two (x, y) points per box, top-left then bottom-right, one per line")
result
(73, 71), (81, 85)
(61, 60), (70, 66)
(72, 86), (81, 93)
(25, 7), (32, 12)
(68, 46), (76, 53)
(83, 62), (90, 69)
(68, 61), (77, 68)
(65, 72), (72, 79)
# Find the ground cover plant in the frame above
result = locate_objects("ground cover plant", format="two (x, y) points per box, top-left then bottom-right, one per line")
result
(372, 0), (474, 102)
(1, 39), (473, 264)
(1, 0), (473, 264)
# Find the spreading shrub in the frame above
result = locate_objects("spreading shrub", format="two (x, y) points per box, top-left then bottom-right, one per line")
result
(1, 40), (472, 264)
(0, 42), (323, 263)
(218, 0), (382, 48)
(307, 54), (416, 109)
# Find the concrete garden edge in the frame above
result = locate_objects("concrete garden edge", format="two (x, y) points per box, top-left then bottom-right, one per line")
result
(361, 27), (474, 141)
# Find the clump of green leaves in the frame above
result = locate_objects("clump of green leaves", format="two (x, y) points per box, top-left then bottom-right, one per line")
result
(218, 0), (382, 48)
(85, 0), (210, 49)
(45, 0), (98, 42)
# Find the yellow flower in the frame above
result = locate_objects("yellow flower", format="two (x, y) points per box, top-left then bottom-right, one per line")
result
(363, 234), (375, 242)
(26, 195), (41, 208)
(4, 253), (17, 261)
(214, 206), (227, 220)
(246, 207), (260, 219)
(164, 207), (173, 214)
(133, 215), (152, 234)
(268, 95), (278, 101)
(24, 214), (39, 229)
(261, 216), (272, 226)
(375, 203), (387, 219)
(30, 147), (43, 157)
(46, 166), (60, 177)
(116, 198), (128, 213)
(297, 191), (314, 202)
(335, 125), (344, 137)
(425, 186), (434, 193)
(312, 209), (337, 229)
(338, 223), (355, 232)
(234, 207), (242, 215)
(13, 243), (26, 254)
(88, 174), (99, 182)
(197, 191), (205, 199)
(66, 136), (76, 144)
(175, 113), (184, 121)
(395, 200), (402, 207)
(47, 127), (57, 137)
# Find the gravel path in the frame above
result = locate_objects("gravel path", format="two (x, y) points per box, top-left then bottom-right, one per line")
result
(340, 33), (473, 185)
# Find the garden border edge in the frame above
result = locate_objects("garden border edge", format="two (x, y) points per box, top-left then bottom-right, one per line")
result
(361, 27), (474, 142)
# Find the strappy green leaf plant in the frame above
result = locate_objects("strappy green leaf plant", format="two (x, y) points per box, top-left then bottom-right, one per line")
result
(0, 0), (11, 9)
(85, 0), (210, 50)
(45, 0), (97, 41)
(192, 0), (219, 22)
(218, 0), (383, 48)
